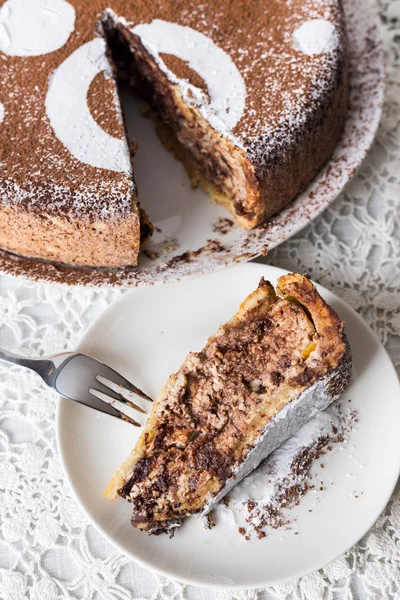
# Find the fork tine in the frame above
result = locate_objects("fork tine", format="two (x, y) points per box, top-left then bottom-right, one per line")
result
(82, 390), (139, 423)
(94, 379), (123, 402)
(84, 394), (123, 419)
(96, 375), (147, 414)
(117, 413), (141, 427)
(95, 362), (152, 402)
(89, 388), (141, 426)
(123, 383), (152, 402)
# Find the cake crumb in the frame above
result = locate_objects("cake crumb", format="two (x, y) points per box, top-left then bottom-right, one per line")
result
(212, 217), (234, 235)
(202, 513), (216, 530)
(218, 403), (358, 541)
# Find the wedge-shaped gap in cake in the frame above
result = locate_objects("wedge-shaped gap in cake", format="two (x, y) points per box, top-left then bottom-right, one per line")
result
(101, 12), (260, 229)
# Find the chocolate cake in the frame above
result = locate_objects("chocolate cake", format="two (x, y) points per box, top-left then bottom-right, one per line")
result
(105, 274), (352, 535)
(0, 0), (348, 267)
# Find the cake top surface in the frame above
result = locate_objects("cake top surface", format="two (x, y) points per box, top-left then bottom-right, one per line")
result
(0, 0), (345, 220)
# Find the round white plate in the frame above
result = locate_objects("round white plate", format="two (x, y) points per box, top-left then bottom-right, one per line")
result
(0, 0), (384, 287)
(57, 263), (400, 589)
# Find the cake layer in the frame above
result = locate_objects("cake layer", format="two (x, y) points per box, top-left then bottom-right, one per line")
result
(106, 274), (352, 535)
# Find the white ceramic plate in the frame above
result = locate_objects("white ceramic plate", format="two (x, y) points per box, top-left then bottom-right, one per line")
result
(0, 0), (384, 287)
(57, 263), (400, 589)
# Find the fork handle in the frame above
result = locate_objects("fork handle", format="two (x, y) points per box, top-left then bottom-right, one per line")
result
(0, 349), (51, 382)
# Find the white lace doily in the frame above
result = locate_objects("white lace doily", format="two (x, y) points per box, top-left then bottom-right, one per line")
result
(0, 0), (399, 597)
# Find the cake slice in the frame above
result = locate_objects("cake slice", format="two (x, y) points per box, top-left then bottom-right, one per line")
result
(106, 273), (351, 535)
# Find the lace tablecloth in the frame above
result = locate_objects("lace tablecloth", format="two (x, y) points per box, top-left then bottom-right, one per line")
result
(0, 1), (399, 598)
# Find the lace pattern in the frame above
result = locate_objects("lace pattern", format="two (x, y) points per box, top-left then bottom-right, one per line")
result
(0, 1), (399, 597)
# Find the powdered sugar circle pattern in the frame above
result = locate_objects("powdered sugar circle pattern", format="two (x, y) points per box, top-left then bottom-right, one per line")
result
(131, 19), (246, 133)
(0, 0), (75, 57)
(45, 38), (131, 173)
(0, 103), (4, 124)
(293, 20), (339, 55)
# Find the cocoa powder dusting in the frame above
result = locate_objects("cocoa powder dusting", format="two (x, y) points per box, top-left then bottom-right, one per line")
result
(0, 0), (345, 218)
(87, 72), (124, 139)
(0, 0), (383, 287)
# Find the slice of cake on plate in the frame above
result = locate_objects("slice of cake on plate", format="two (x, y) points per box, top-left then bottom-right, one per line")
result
(105, 273), (351, 535)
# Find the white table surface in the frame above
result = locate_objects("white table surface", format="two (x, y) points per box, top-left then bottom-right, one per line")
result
(0, 0), (399, 598)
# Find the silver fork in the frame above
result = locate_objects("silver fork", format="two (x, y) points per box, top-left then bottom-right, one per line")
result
(0, 349), (152, 426)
